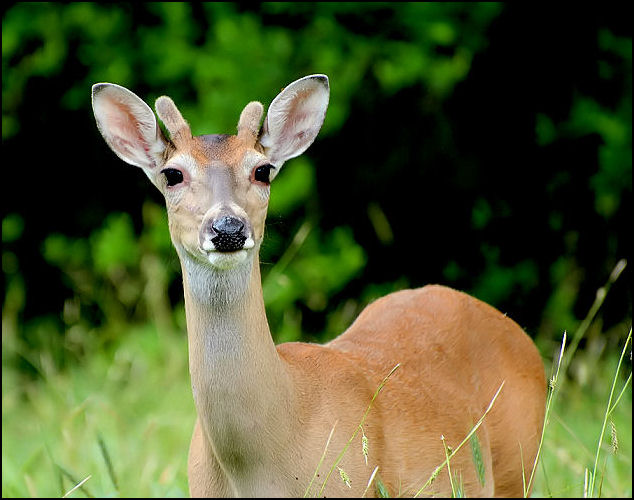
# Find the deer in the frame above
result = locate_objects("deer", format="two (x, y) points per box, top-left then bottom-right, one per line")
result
(91, 74), (546, 498)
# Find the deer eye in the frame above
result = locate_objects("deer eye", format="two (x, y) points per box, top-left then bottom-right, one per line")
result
(252, 164), (275, 184)
(161, 168), (184, 187)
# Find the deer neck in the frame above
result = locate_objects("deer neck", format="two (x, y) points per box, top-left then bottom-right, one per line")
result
(180, 252), (297, 472)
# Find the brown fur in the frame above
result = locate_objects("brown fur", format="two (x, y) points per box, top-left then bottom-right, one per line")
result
(324, 285), (546, 496)
(188, 284), (545, 497)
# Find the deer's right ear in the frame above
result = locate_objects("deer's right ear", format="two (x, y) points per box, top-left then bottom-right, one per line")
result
(92, 83), (167, 172)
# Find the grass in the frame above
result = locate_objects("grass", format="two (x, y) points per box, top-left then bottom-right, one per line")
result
(525, 330), (568, 496)
(529, 261), (632, 498)
(2, 323), (194, 497)
(588, 328), (631, 497)
(2, 296), (632, 497)
(530, 339), (632, 498)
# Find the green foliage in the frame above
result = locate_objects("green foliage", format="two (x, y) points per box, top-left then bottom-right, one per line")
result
(263, 224), (366, 342)
(2, 214), (24, 243)
(1, 3), (631, 497)
(472, 244), (540, 307)
(39, 207), (174, 335)
(91, 213), (140, 275)
(3, 1), (629, 357)
(2, 2), (502, 139)
(2, 2), (510, 361)
(268, 157), (316, 217)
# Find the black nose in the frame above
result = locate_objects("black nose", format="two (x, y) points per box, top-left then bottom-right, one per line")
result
(212, 216), (244, 235)
(211, 216), (247, 252)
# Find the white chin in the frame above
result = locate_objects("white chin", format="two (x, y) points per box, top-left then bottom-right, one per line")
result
(206, 249), (249, 269)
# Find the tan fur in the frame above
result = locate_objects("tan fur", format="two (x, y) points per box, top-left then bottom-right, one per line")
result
(92, 78), (546, 498)
(185, 283), (545, 497)
(155, 95), (191, 143)
(237, 101), (264, 146)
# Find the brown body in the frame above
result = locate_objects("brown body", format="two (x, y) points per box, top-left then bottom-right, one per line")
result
(188, 284), (545, 497)
(92, 75), (546, 497)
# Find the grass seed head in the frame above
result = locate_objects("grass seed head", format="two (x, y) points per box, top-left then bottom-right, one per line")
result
(610, 420), (619, 455)
(362, 431), (369, 465)
(338, 467), (351, 488)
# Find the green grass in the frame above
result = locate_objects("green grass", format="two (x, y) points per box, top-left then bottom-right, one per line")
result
(2, 324), (193, 497)
(2, 321), (632, 498)
(531, 333), (632, 498)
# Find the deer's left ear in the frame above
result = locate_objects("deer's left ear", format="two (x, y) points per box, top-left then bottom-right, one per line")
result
(258, 74), (329, 174)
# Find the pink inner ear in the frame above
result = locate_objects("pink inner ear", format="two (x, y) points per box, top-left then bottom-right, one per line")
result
(109, 99), (150, 151)
(99, 95), (156, 167)
(112, 136), (146, 161)
(262, 80), (328, 165)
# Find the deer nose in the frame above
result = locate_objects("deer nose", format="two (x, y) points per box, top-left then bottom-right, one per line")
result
(210, 216), (247, 252)
(212, 216), (244, 235)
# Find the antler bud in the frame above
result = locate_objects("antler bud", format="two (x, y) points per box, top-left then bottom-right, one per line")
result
(237, 101), (264, 147)
(155, 96), (192, 144)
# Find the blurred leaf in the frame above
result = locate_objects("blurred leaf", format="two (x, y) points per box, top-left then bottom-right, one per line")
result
(2, 3), (631, 394)
(90, 213), (139, 275)
(269, 157), (316, 217)
(472, 244), (539, 307)
(471, 198), (492, 230)
(264, 226), (366, 314)
(2, 214), (24, 243)
(141, 201), (173, 255)
(43, 234), (90, 270)
(536, 113), (557, 146)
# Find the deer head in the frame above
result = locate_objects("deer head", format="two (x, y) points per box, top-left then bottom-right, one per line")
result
(92, 75), (329, 301)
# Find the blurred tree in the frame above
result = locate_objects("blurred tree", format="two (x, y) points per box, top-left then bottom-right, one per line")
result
(2, 3), (631, 375)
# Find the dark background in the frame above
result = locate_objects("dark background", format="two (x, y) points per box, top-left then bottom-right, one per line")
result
(3, 3), (631, 374)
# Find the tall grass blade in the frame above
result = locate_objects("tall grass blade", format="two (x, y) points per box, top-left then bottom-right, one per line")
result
(62, 474), (92, 498)
(452, 472), (465, 498)
(44, 441), (65, 496)
(414, 381), (505, 497)
(318, 363), (400, 496)
(562, 259), (626, 376)
(539, 456), (552, 498)
(524, 331), (567, 497)
(588, 327), (632, 497)
(470, 431), (486, 487)
(441, 434), (457, 497)
(23, 473), (37, 497)
(304, 421), (337, 498)
(362, 466), (379, 498)
(608, 372), (632, 415)
(375, 474), (391, 498)
(265, 220), (312, 279)
(56, 465), (94, 498)
(97, 432), (119, 492)
(597, 457), (607, 498)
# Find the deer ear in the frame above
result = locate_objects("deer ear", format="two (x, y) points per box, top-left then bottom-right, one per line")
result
(92, 83), (168, 173)
(258, 74), (329, 172)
